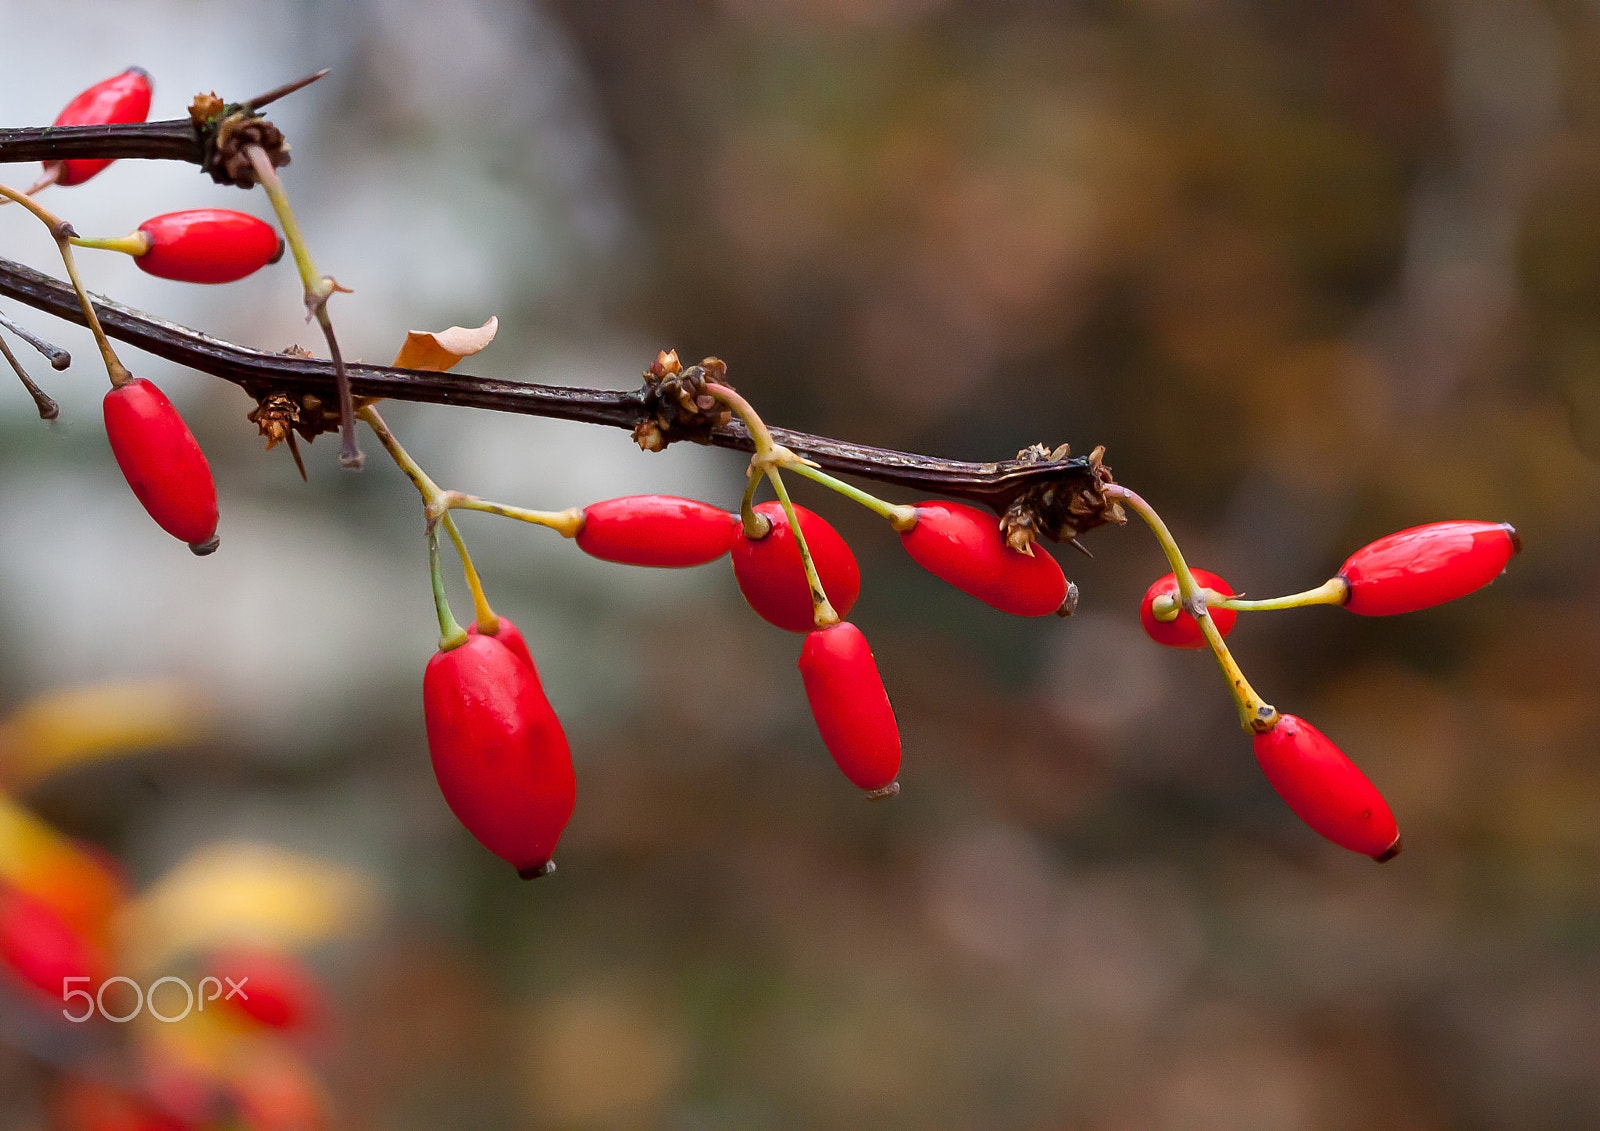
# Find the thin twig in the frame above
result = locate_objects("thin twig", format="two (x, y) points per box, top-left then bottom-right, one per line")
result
(0, 310), (69, 369)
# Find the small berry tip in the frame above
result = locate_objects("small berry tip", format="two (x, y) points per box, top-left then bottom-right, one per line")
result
(865, 781), (900, 802)
(268, 237), (286, 266)
(1372, 834), (1403, 863)
(1502, 523), (1522, 555)
(188, 535), (220, 556)
(518, 861), (556, 880)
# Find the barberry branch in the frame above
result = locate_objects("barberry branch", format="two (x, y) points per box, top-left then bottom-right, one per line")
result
(0, 255), (1109, 536)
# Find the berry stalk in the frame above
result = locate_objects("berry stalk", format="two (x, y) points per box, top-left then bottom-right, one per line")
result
(1150, 577), (1349, 621)
(0, 181), (132, 387)
(428, 528), (467, 651)
(359, 404), (500, 633)
(782, 460), (917, 531)
(245, 145), (362, 469)
(705, 379), (839, 628)
(1106, 485), (1277, 731)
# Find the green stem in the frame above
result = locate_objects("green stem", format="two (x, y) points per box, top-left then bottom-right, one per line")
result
(246, 144), (362, 469)
(783, 461), (917, 531)
(0, 181), (131, 386)
(441, 513), (497, 634)
(706, 381), (778, 455)
(739, 467), (768, 539)
(68, 232), (151, 258)
(429, 529), (467, 651)
(1152, 577), (1349, 620)
(1106, 485), (1276, 732)
(362, 404), (498, 633)
(767, 467), (838, 629)
(358, 404), (441, 499)
(441, 494), (584, 536)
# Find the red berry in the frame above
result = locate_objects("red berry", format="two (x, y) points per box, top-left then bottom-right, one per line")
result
(423, 632), (575, 877)
(208, 947), (320, 1030)
(732, 502), (860, 632)
(49, 67), (153, 186)
(1138, 568), (1236, 649)
(798, 622), (901, 791)
(0, 883), (107, 1002)
(134, 210), (284, 284)
(575, 495), (737, 567)
(899, 500), (1068, 616)
(467, 614), (542, 687)
(102, 378), (219, 554)
(1252, 714), (1401, 861)
(1338, 521), (1520, 616)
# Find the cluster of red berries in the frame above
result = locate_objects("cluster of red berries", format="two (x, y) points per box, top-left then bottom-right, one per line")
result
(1137, 521), (1521, 860)
(15, 71), (1529, 883)
(423, 494), (1073, 874)
(27, 70), (290, 556)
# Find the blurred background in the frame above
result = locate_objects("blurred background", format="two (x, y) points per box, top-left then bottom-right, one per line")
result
(1, 0), (1598, 1127)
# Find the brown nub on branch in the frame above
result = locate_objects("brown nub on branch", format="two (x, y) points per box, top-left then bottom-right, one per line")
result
(1001, 443), (1125, 552)
(206, 109), (290, 188)
(633, 350), (733, 452)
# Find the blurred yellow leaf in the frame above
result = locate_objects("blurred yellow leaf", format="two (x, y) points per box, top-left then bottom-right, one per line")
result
(0, 795), (125, 937)
(391, 316), (499, 372)
(122, 842), (380, 974)
(0, 681), (203, 789)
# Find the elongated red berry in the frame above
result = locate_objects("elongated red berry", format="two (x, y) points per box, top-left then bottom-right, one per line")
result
(423, 633), (575, 877)
(575, 495), (737, 567)
(1338, 521), (1520, 616)
(467, 615), (542, 687)
(103, 378), (219, 554)
(733, 502), (860, 632)
(798, 622), (901, 791)
(1253, 714), (1401, 861)
(134, 210), (284, 284)
(900, 500), (1068, 616)
(49, 67), (153, 186)
(1139, 568), (1236, 649)
(0, 883), (107, 1002)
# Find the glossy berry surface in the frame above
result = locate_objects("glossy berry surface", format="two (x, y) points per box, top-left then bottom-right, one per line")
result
(1139, 568), (1236, 649)
(798, 622), (901, 791)
(733, 502), (860, 632)
(136, 210), (283, 284)
(423, 632), (575, 877)
(1339, 521), (1520, 616)
(50, 67), (152, 186)
(102, 378), (219, 553)
(467, 615), (541, 687)
(576, 495), (737, 567)
(900, 500), (1068, 616)
(0, 883), (106, 1001)
(1252, 714), (1401, 861)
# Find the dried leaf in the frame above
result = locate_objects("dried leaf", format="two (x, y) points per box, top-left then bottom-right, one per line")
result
(391, 316), (499, 372)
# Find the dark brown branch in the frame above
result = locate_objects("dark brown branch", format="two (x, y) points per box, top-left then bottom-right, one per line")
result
(0, 71), (329, 170)
(0, 255), (1113, 537)
(0, 119), (202, 166)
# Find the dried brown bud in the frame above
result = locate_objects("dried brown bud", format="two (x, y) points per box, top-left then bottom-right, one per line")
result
(188, 92), (225, 126)
(632, 420), (667, 452)
(646, 349), (682, 379)
(206, 112), (290, 189)
(247, 392), (300, 452)
(635, 352), (733, 451)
